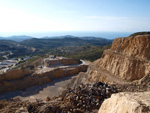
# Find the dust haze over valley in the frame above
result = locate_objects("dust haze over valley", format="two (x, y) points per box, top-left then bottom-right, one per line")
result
(0, 0), (150, 113)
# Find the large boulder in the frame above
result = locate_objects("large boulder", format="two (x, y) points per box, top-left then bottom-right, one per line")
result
(98, 91), (150, 113)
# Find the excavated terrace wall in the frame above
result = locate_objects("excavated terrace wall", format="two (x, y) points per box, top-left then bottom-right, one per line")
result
(0, 65), (88, 94)
(45, 58), (81, 67)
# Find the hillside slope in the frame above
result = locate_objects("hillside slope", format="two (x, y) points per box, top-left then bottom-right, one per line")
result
(0, 40), (35, 58)
(21, 37), (112, 49)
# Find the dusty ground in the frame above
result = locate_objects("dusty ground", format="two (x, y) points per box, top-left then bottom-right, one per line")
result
(0, 74), (77, 101)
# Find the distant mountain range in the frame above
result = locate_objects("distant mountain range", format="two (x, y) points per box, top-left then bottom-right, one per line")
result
(0, 35), (111, 42)
(20, 37), (113, 49)
(0, 35), (113, 59)
(1, 31), (149, 42)
(42, 35), (105, 40)
(0, 35), (34, 42)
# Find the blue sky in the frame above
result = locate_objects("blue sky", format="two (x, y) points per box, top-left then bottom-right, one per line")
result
(0, 0), (150, 33)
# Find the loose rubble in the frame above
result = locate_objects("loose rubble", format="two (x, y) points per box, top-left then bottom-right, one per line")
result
(61, 82), (117, 112)
(0, 81), (149, 113)
(0, 82), (117, 113)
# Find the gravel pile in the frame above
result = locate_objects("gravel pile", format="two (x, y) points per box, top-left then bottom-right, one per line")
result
(60, 82), (117, 112)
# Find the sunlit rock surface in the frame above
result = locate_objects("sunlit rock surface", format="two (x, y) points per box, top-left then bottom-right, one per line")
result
(87, 34), (150, 83)
(99, 91), (150, 113)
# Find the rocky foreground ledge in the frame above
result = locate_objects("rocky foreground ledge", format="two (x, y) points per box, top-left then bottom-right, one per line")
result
(98, 91), (150, 113)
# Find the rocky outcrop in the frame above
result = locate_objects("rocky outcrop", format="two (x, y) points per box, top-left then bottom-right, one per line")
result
(111, 35), (150, 60)
(86, 34), (150, 82)
(45, 58), (81, 67)
(129, 31), (150, 37)
(98, 91), (150, 113)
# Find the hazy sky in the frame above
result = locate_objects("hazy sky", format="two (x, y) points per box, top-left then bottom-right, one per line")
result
(0, 0), (150, 33)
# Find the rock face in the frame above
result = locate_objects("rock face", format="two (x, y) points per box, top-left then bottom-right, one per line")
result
(98, 91), (150, 113)
(111, 35), (150, 60)
(87, 34), (150, 82)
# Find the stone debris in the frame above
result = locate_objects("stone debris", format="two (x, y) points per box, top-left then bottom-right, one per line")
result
(15, 107), (29, 113)
(0, 82), (117, 113)
(60, 82), (117, 112)
(45, 97), (51, 101)
(1, 80), (149, 113)
(28, 82), (117, 113)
